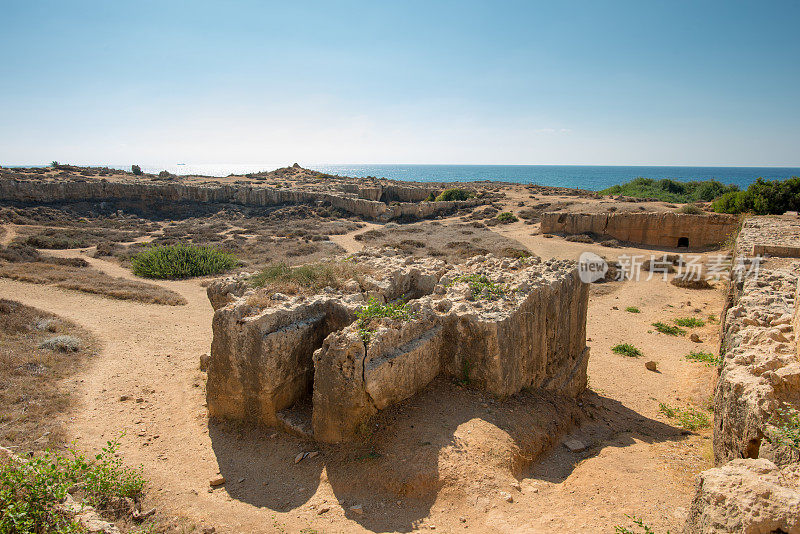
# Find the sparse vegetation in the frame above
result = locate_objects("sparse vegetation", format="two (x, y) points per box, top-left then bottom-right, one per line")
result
(769, 408), (800, 450)
(355, 298), (415, 344)
(0, 300), (93, 451)
(659, 403), (711, 430)
(131, 164), (142, 175)
(674, 317), (705, 328)
(615, 514), (669, 534)
(250, 260), (372, 294)
(0, 261), (187, 306)
(685, 351), (720, 366)
(454, 274), (507, 300)
(131, 244), (237, 279)
(496, 212), (518, 223)
(601, 177), (738, 203)
(652, 322), (685, 336)
(0, 438), (145, 534)
(625, 306), (641, 313)
(612, 343), (642, 357)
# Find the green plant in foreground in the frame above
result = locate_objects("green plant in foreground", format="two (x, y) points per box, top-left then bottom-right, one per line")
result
(131, 244), (236, 279)
(612, 343), (642, 358)
(0, 438), (145, 534)
(615, 514), (669, 533)
(769, 408), (800, 450)
(659, 403), (711, 430)
(625, 306), (641, 313)
(685, 351), (720, 366)
(652, 322), (685, 336)
(355, 298), (415, 344)
(674, 317), (705, 328)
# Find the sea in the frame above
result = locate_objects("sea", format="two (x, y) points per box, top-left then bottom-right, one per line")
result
(47, 164), (800, 192)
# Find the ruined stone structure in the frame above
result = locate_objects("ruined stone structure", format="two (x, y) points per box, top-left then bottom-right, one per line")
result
(540, 212), (738, 249)
(0, 171), (480, 222)
(205, 252), (589, 443)
(685, 216), (800, 533)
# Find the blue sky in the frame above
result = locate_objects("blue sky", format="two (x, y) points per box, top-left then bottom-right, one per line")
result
(1, 0), (799, 166)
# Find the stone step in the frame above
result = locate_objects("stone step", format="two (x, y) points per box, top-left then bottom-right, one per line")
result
(276, 401), (314, 440)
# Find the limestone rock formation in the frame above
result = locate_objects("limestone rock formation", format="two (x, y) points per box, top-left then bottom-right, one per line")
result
(206, 252), (589, 443)
(685, 459), (800, 534)
(540, 212), (738, 248)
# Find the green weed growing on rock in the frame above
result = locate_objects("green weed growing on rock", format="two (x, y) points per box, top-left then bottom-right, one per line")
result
(355, 298), (415, 344)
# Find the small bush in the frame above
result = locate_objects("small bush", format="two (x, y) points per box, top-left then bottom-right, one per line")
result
(131, 164), (142, 175)
(0, 438), (145, 533)
(434, 188), (474, 202)
(131, 244), (236, 279)
(615, 514), (667, 534)
(675, 203), (704, 214)
(39, 335), (82, 352)
(685, 351), (720, 366)
(355, 298), (415, 344)
(652, 322), (685, 336)
(612, 343), (642, 357)
(674, 317), (705, 327)
(625, 306), (641, 313)
(496, 212), (518, 224)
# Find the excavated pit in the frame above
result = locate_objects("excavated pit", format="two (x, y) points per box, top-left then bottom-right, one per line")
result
(206, 250), (589, 443)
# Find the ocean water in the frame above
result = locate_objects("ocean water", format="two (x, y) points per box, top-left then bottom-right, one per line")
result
(96, 164), (800, 191)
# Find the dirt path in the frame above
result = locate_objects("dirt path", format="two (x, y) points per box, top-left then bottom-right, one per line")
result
(329, 221), (383, 253)
(0, 233), (721, 533)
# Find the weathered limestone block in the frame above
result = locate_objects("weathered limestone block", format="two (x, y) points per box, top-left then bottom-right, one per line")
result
(206, 252), (589, 444)
(685, 459), (800, 534)
(207, 296), (354, 426)
(540, 212), (738, 248)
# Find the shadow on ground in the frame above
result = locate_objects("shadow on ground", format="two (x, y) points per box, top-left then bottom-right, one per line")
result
(209, 381), (685, 533)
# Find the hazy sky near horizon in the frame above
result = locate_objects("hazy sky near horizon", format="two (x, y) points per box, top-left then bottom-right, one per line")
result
(2, 1), (799, 167)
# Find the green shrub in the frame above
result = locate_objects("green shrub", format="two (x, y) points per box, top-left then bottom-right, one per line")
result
(434, 188), (474, 202)
(424, 192), (437, 202)
(0, 438), (144, 534)
(496, 212), (518, 223)
(612, 343), (642, 357)
(355, 298), (415, 344)
(685, 351), (720, 366)
(131, 244), (236, 279)
(601, 177), (738, 203)
(625, 306), (641, 313)
(674, 317), (705, 327)
(712, 176), (800, 215)
(652, 322), (685, 336)
(131, 164), (142, 175)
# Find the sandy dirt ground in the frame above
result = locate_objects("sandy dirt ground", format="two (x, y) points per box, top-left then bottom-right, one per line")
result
(0, 213), (721, 533)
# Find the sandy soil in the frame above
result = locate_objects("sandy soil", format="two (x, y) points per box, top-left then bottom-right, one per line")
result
(0, 208), (722, 533)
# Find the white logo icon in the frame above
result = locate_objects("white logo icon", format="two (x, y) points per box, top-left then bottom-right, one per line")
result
(578, 252), (608, 283)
